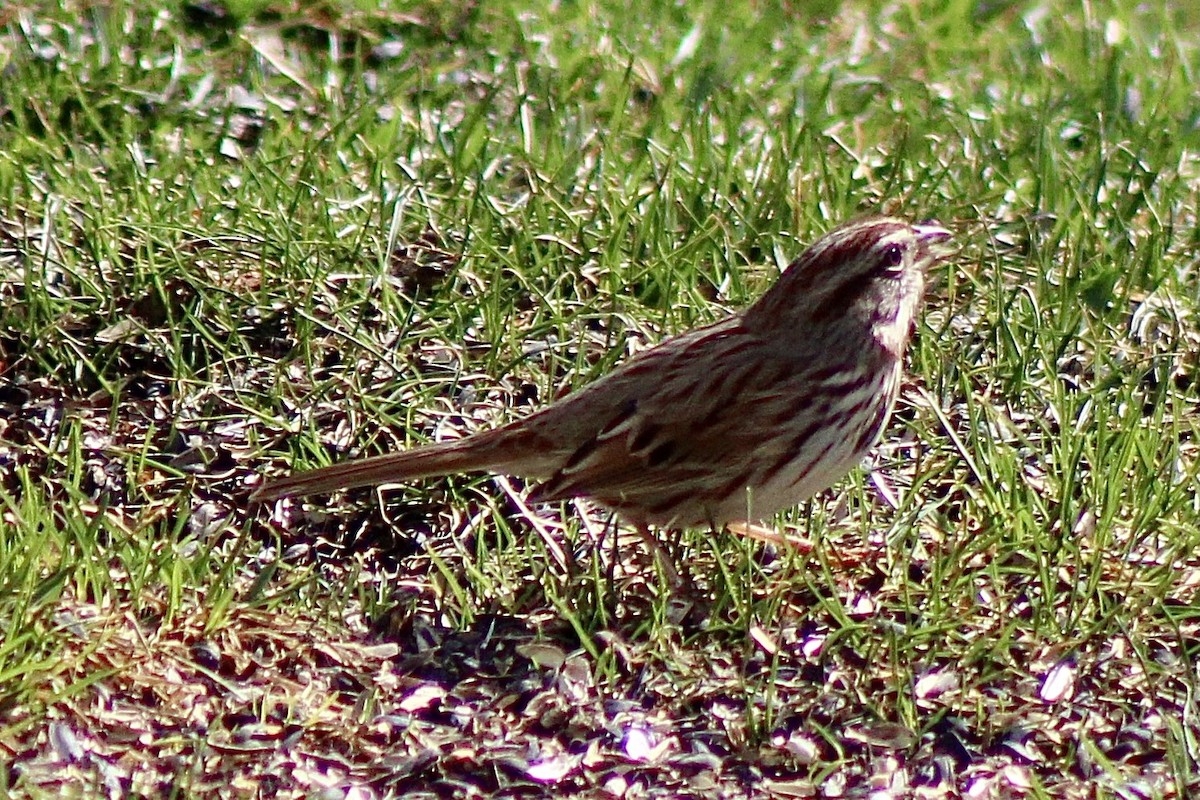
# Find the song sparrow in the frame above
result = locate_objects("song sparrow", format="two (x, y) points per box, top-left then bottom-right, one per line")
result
(252, 216), (951, 532)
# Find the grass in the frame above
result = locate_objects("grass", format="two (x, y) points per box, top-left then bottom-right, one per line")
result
(2, 0), (1199, 796)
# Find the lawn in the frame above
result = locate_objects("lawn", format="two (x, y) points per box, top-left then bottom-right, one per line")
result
(1, 0), (1198, 797)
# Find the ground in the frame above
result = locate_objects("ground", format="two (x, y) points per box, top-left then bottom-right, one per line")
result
(1, 1), (1199, 798)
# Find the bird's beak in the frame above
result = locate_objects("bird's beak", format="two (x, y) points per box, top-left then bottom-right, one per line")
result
(914, 221), (952, 245)
(913, 221), (953, 261)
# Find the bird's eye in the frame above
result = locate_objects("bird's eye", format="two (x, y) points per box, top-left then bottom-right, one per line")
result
(880, 243), (905, 273)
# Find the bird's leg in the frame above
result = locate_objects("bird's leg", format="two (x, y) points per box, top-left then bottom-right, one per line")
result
(726, 520), (815, 553)
(633, 523), (681, 587)
(605, 512), (620, 600)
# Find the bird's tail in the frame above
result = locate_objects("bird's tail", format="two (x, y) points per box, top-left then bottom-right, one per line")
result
(249, 430), (516, 503)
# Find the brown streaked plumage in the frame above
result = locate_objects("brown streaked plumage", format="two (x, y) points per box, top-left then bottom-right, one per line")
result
(251, 217), (951, 530)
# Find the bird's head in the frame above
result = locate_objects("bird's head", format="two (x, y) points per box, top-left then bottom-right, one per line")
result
(746, 216), (952, 359)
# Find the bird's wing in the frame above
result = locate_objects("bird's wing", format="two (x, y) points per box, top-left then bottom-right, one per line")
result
(527, 321), (800, 520)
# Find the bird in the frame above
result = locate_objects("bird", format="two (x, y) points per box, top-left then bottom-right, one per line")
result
(251, 216), (951, 538)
